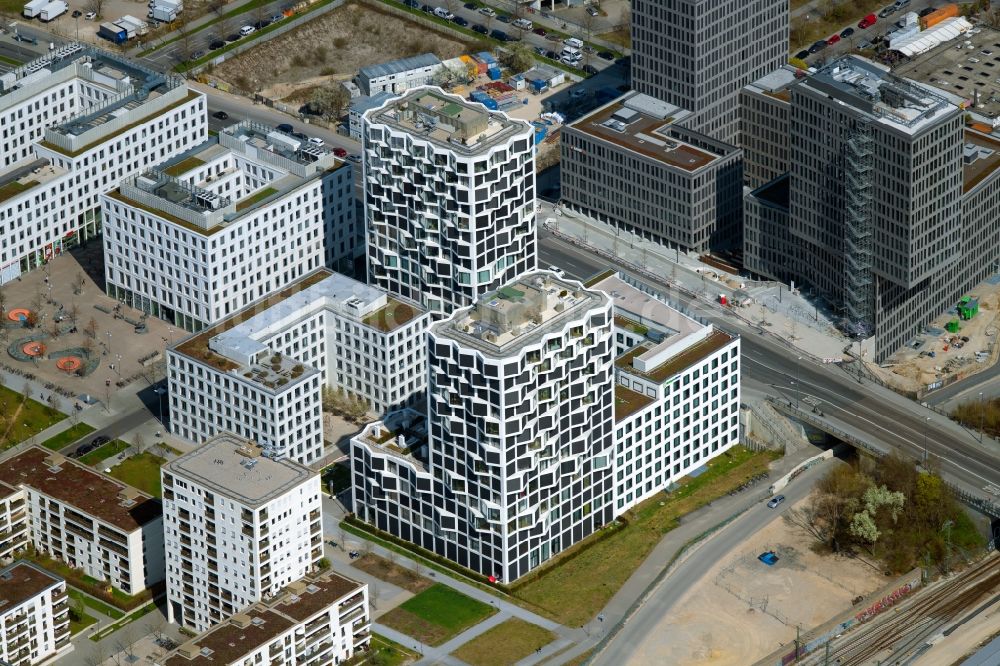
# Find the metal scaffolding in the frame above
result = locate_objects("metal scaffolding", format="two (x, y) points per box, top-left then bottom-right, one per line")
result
(843, 119), (874, 337)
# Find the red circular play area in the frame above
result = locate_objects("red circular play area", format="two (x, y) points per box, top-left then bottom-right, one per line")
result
(7, 308), (30, 322)
(56, 356), (83, 372)
(22, 342), (45, 357)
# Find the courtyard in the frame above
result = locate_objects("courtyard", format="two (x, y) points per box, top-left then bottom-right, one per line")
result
(0, 241), (176, 408)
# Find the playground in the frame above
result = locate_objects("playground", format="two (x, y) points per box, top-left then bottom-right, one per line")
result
(0, 243), (175, 404)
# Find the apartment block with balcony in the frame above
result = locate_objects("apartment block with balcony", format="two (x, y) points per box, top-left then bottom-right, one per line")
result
(162, 433), (323, 633)
(0, 561), (71, 665)
(591, 274), (741, 513)
(101, 120), (355, 333)
(167, 269), (429, 465)
(0, 482), (29, 563)
(353, 272), (616, 582)
(363, 87), (537, 316)
(0, 43), (206, 285)
(156, 572), (369, 666)
(0, 447), (163, 596)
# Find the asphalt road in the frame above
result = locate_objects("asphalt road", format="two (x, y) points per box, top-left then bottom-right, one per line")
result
(60, 381), (168, 457)
(539, 233), (1000, 493)
(591, 460), (832, 666)
(796, 0), (938, 63)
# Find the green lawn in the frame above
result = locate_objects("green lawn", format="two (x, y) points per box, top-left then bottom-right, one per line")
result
(40, 423), (96, 450)
(69, 609), (97, 635)
(69, 588), (125, 620)
(0, 384), (67, 449)
(107, 452), (166, 497)
(89, 601), (157, 642)
(379, 584), (496, 646)
(0, 54), (23, 66)
(235, 186), (277, 211)
(359, 633), (420, 666)
(79, 439), (129, 465)
(511, 446), (780, 626)
(322, 463), (351, 494)
(452, 618), (556, 666)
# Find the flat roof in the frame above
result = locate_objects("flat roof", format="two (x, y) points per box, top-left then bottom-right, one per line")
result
(367, 86), (531, 154)
(164, 433), (316, 507)
(595, 275), (704, 341)
(0, 561), (63, 613)
(614, 384), (655, 421)
(0, 447), (160, 532)
(434, 272), (608, 357)
(615, 329), (735, 383)
(161, 572), (364, 666)
(803, 56), (958, 135)
(570, 97), (728, 172)
(962, 130), (1000, 192)
(893, 24), (1000, 122)
(0, 158), (65, 204)
(358, 53), (440, 80)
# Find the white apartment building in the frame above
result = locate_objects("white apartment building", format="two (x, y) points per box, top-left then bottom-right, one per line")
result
(0, 561), (71, 665)
(591, 274), (742, 513)
(352, 272), (743, 580)
(156, 572), (369, 666)
(364, 87), (537, 316)
(0, 43), (206, 284)
(167, 270), (429, 465)
(0, 447), (164, 597)
(101, 120), (355, 333)
(162, 434), (324, 633)
(352, 272), (617, 582)
(0, 481), (29, 563)
(354, 53), (441, 96)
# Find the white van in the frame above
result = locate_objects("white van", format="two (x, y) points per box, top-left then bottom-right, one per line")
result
(239, 25), (255, 36)
(433, 7), (453, 19)
(564, 37), (584, 49)
(512, 18), (533, 30)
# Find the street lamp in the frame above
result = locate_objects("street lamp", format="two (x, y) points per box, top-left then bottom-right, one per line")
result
(115, 353), (122, 378)
(106, 330), (112, 357)
(923, 416), (931, 464)
(980, 392), (986, 443)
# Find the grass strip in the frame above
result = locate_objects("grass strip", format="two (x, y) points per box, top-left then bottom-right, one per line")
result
(89, 601), (157, 642)
(378, 583), (496, 646)
(78, 439), (128, 465)
(68, 588), (125, 620)
(108, 452), (166, 497)
(40, 422), (95, 450)
(451, 617), (556, 666)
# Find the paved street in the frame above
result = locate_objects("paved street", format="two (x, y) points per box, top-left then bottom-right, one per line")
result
(795, 0), (938, 62)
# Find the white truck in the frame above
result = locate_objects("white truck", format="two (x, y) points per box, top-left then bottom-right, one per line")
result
(116, 14), (148, 36)
(38, 0), (67, 21)
(22, 0), (47, 18)
(149, 0), (181, 22)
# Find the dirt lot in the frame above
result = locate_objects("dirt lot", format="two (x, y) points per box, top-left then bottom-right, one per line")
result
(210, 2), (478, 101)
(626, 495), (886, 665)
(877, 281), (1000, 393)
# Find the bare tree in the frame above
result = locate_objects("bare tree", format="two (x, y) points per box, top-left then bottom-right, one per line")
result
(68, 302), (80, 325)
(46, 394), (61, 416)
(85, 0), (104, 19)
(336, 528), (347, 550)
(444, 0), (460, 15)
(21, 382), (32, 404)
(133, 432), (147, 454)
(73, 272), (86, 296)
(83, 646), (107, 666)
(85, 317), (98, 339)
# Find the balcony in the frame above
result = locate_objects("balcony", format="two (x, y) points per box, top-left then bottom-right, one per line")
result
(339, 593), (364, 611)
(340, 605), (366, 625)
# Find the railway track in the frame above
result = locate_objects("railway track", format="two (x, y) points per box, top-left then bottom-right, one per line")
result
(810, 555), (1000, 665)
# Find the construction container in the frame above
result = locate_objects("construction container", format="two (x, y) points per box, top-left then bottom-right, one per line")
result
(488, 66), (501, 81)
(946, 319), (961, 333)
(920, 3), (958, 30)
(470, 90), (498, 110)
(719, 294), (728, 305)
(477, 51), (497, 66)
(958, 296), (979, 320)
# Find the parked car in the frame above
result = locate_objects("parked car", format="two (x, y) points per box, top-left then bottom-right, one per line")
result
(90, 436), (110, 448)
(534, 46), (546, 56)
(292, 131), (308, 140)
(858, 13), (877, 28)
(597, 50), (614, 60)
(432, 7), (453, 19)
(420, 4), (433, 12)
(767, 495), (786, 509)
(253, 19), (270, 29)
(191, 50), (205, 60)
(826, 33), (841, 45)
(331, 147), (347, 157)
(478, 7), (495, 16)
(212, 110), (229, 119)
(795, 49), (810, 59)
(472, 23), (487, 34)
(71, 9), (81, 17)
(490, 28), (508, 40)
(276, 123), (294, 133)
(347, 154), (361, 163)
(809, 39), (828, 53)
(308, 136), (325, 146)
(452, 15), (468, 26)
(878, 5), (895, 18)
(586, 5), (599, 16)
(545, 50), (557, 59)
(226, 33), (241, 42)
(582, 64), (598, 75)
(239, 25), (256, 37)
(402, 0), (418, 6)
(533, 27), (547, 36)
(270, 13), (284, 21)
(496, 13), (510, 22)
(210, 39), (225, 49)
(840, 27), (854, 38)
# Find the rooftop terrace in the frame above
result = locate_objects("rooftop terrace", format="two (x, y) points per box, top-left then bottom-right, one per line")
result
(0, 158), (65, 204)
(0, 447), (160, 532)
(163, 433), (316, 506)
(804, 56), (958, 134)
(962, 130), (1000, 193)
(368, 86), (530, 153)
(571, 93), (731, 171)
(353, 409), (429, 473)
(435, 272), (607, 356)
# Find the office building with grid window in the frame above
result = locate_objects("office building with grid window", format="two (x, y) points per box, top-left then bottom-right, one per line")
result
(167, 269), (429, 465)
(102, 120), (354, 333)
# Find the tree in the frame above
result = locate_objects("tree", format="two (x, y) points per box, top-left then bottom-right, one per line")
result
(85, 317), (98, 339)
(24, 311), (38, 328)
(46, 394), (60, 416)
(317, 557), (331, 570)
(68, 302), (80, 325)
(502, 42), (535, 75)
(862, 484), (906, 525)
(176, 22), (195, 66)
(444, 0), (460, 14)
(849, 510), (880, 551)
(133, 432), (146, 454)
(73, 272), (86, 296)
(309, 85), (350, 121)
(21, 382), (32, 404)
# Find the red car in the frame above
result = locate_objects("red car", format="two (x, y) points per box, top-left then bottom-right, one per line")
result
(826, 33), (841, 45)
(858, 13), (877, 29)
(333, 147), (348, 158)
